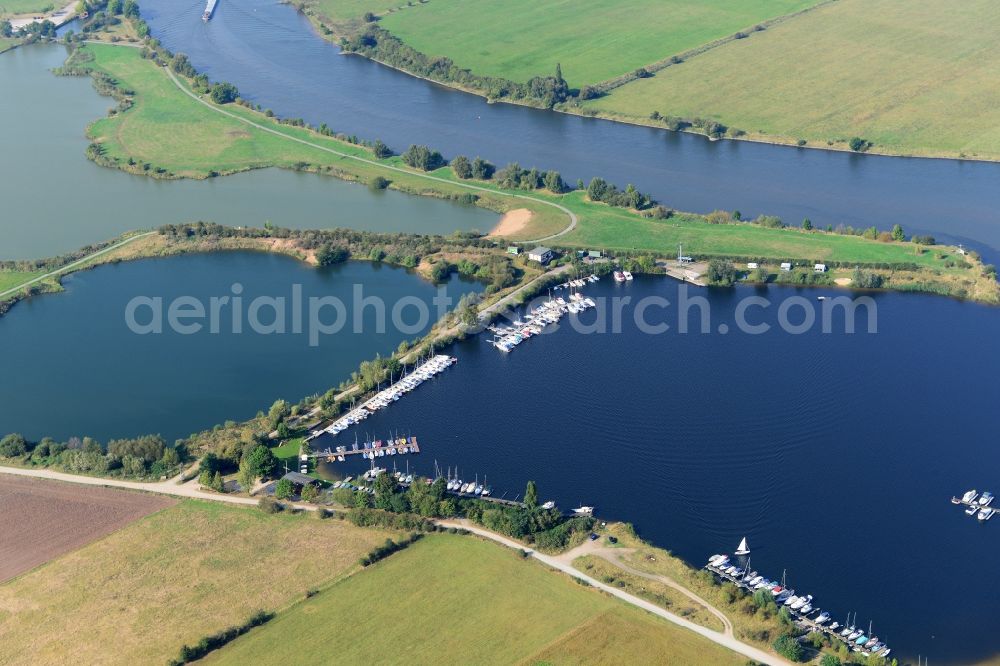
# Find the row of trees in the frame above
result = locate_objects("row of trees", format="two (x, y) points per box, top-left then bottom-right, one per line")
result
(0, 432), (184, 479)
(343, 27), (571, 108)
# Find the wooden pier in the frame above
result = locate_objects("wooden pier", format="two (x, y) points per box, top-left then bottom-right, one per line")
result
(308, 436), (420, 462)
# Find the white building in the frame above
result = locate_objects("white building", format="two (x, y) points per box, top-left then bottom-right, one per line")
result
(814, 263), (828, 273)
(747, 262), (759, 269)
(527, 247), (554, 264)
(780, 262), (793, 272)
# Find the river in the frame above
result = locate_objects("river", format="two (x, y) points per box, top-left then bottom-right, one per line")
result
(141, 0), (1000, 264)
(0, 252), (480, 442)
(313, 276), (1000, 664)
(0, 43), (497, 260)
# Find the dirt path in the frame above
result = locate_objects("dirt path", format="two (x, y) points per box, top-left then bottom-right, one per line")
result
(554, 540), (735, 637)
(436, 520), (791, 666)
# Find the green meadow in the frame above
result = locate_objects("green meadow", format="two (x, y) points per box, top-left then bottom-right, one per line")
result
(204, 534), (744, 665)
(73, 42), (988, 300)
(587, 0), (1000, 159)
(375, 0), (817, 87)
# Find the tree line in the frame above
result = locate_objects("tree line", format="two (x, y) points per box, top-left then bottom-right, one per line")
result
(0, 432), (184, 479)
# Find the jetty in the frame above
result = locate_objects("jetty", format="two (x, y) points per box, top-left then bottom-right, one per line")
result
(309, 435), (419, 462)
(306, 355), (456, 441)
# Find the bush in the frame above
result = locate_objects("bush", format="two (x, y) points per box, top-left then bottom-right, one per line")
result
(401, 144), (444, 171)
(209, 82), (239, 104)
(451, 155), (472, 179)
(772, 635), (804, 661)
(359, 533), (422, 566)
(848, 136), (868, 152)
(0, 433), (28, 458)
(707, 259), (737, 286)
(258, 497), (282, 514)
(369, 175), (390, 191)
(274, 478), (294, 500)
(372, 139), (391, 159)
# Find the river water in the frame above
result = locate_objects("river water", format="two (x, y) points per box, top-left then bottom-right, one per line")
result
(0, 252), (480, 442)
(0, 44), (497, 260)
(314, 276), (1000, 664)
(141, 0), (1000, 263)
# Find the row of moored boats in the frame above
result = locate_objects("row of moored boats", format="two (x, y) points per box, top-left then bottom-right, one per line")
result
(705, 554), (891, 659)
(952, 488), (996, 521)
(311, 355), (456, 439)
(553, 274), (600, 290)
(613, 270), (633, 282)
(489, 292), (597, 353)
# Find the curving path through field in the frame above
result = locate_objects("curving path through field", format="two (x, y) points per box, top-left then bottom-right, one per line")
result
(160, 65), (577, 242)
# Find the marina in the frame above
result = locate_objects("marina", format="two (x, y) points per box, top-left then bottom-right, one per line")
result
(705, 551), (892, 659)
(487, 284), (598, 353)
(951, 489), (996, 522)
(308, 355), (457, 441)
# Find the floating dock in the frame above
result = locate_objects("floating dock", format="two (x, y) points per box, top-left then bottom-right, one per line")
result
(309, 436), (420, 462)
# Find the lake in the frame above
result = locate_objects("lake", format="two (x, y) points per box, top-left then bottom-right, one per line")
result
(314, 276), (1000, 664)
(0, 44), (497, 260)
(141, 0), (1000, 264)
(0, 251), (480, 442)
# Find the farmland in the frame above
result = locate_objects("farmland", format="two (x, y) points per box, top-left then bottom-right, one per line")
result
(203, 534), (745, 665)
(0, 474), (173, 582)
(372, 0), (819, 87)
(586, 0), (1000, 159)
(0, 500), (390, 665)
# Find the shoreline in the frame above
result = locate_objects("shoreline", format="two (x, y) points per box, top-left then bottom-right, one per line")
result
(296, 9), (1000, 165)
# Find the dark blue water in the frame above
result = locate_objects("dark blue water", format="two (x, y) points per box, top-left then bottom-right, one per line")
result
(0, 252), (480, 442)
(142, 0), (1000, 263)
(316, 277), (1000, 664)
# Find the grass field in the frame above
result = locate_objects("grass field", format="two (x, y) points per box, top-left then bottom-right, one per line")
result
(373, 0), (818, 87)
(587, 0), (1000, 159)
(0, 270), (42, 293)
(204, 534), (745, 665)
(0, 0), (54, 16)
(0, 500), (389, 665)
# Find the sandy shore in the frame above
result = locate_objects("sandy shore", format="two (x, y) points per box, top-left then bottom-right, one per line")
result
(489, 208), (533, 236)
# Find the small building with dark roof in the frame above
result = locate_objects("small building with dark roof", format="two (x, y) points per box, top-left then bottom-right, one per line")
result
(281, 471), (318, 486)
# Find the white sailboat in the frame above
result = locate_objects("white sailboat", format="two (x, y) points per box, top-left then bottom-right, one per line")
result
(735, 536), (750, 556)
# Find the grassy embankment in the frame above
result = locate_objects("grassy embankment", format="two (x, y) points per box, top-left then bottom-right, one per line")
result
(48, 42), (997, 304)
(203, 533), (745, 665)
(0, 499), (392, 665)
(304, 0), (817, 88)
(587, 0), (1000, 160)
